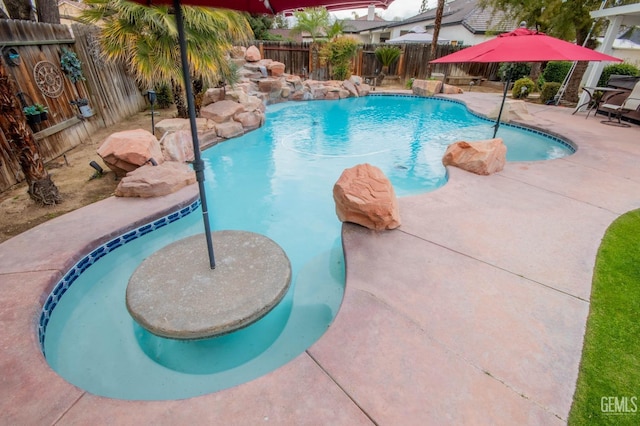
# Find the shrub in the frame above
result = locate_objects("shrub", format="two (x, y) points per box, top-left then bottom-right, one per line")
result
(499, 62), (531, 81)
(374, 46), (401, 68)
(542, 61), (572, 83)
(540, 82), (561, 104)
(405, 77), (415, 89)
(512, 77), (535, 99)
(319, 36), (359, 80)
(597, 63), (640, 86)
(154, 83), (173, 109)
(60, 47), (85, 83)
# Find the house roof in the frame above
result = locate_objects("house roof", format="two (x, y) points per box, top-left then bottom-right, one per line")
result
(340, 18), (390, 33)
(385, 0), (516, 35)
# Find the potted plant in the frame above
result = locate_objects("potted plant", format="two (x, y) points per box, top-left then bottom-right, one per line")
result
(60, 47), (85, 84)
(35, 103), (49, 121)
(23, 105), (42, 125)
(71, 98), (93, 118)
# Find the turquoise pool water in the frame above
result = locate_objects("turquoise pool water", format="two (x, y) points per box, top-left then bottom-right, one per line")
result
(42, 95), (574, 400)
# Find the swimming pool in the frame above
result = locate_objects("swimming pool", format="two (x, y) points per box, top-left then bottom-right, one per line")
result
(41, 95), (575, 400)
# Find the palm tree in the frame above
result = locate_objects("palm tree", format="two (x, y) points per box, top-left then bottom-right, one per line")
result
(426, 0), (445, 78)
(290, 7), (330, 43)
(81, 0), (252, 118)
(0, 63), (61, 205)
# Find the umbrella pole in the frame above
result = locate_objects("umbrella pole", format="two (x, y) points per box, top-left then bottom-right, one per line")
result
(174, 0), (216, 269)
(493, 65), (512, 138)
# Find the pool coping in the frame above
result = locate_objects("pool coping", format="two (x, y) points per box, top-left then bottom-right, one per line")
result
(1, 92), (639, 424)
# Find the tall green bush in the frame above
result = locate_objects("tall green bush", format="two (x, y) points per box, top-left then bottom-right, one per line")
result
(374, 46), (401, 69)
(540, 82), (561, 104)
(319, 36), (359, 80)
(499, 62), (530, 82)
(512, 77), (535, 99)
(597, 63), (640, 87)
(542, 61), (572, 83)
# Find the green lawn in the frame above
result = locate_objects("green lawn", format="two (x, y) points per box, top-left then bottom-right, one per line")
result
(569, 209), (640, 425)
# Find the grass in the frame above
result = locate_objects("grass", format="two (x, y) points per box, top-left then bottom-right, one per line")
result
(569, 209), (640, 425)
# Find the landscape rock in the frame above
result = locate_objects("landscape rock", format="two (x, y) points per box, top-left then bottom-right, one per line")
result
(267, 61), (286, 77)
(442, 84), (464, 94)
(342, 80), (359, 97)
(442, 138), (507, 175)
(160, 130), (195, 163)
(203, 88), (225, 106)
(356, 83), (371, 96)
(114, 162), (196, 198)
(154, 118), (208, 138)
(216, 121), (244, 139)
(487, 100), (533, 122)
(412, 79), (442, 96)
(234, 111), (264, 131)
(333, 163), (401, 231)
(97, 129), (164, 177)
(245, 45), (261, 62)
(200, 100), (245, 123)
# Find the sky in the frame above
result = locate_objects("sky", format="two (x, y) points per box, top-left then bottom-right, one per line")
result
(331, 0), (435, 21)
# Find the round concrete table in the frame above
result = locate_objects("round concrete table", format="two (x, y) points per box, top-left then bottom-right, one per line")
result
(126, 230), (291, 340)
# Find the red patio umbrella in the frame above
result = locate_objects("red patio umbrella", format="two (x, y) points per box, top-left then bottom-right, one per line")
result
(430, 26), (621, 137)
(130, 0), (395, 268)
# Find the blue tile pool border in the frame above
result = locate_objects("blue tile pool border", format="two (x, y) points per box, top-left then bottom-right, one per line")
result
(37, 199), (201, 356)
(369, 93), (577, 153)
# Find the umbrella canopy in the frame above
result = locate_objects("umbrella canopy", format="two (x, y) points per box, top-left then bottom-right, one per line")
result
(430, 27), (622, 63)
(430, 26), (621, 138)
(133, 0), (394, 13)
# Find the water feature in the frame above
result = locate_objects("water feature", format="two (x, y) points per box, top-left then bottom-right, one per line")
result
(41, 95), (574, 400)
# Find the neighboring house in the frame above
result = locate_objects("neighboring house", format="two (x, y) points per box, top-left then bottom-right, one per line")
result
(58, 0), (88, 27)
(340, 5), (390, 43)
(597, 26), (640, 66)
(362, 0), (517, 45)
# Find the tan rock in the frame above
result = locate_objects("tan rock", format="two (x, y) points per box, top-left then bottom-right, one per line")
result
(160, 130), (195, 163)
(342, 80), (359, 97)
(442, 138), (507, 175)
(442, 84), (464, 94)
(245, 96), (266, 112)
(216, 121), (244, 139)
(154, 118), (207, 138)
(115, 162), (196, 198)
(487, 100), (533, 122)
(258, 78), (282, 93)
(333, 163), (401, 231)
(234, 111), (264, 131)
(200, 100), (245, 123)
(356, 83), (371, 96)
(412, 79), (442, 96)
(203, 88), (225, 106)
(245, 45), (261, 62)
(97, 129), (164, 177)
(224, 88), (249, 104)
(229, 46), (246, 59)
(267, 61), (286, 77)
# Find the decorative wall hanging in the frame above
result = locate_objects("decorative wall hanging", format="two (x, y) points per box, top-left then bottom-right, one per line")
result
(4, 47), (21, 66)
(33, 61), (64, 98)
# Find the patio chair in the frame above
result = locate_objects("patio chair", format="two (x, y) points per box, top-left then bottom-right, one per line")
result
(600, 81), (640, 127)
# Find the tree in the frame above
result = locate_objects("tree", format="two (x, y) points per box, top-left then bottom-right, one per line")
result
(426, 0), (445, 78)
(273, 13), (289, 29)
(5, 0), (35, 20)
(80, 0), (252, 118)
(36, 0), (61, 24)
(0, 63), (61, 205)
(247, 14), (275, 40)
(290, 7), (330, 43)
(325, 20), (353, 40)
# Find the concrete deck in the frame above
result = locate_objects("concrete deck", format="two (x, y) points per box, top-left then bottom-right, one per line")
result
(1, 92), (638, 424)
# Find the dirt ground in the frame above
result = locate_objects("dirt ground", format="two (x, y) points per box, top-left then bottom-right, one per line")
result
(0, 82), (505, 244)
(0, 107), (178, 244)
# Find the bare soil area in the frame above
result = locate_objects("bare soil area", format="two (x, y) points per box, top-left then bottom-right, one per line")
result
(0, 107), (178, 244)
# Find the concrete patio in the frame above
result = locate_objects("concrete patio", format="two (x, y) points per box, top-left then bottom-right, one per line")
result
(0, 92), (638, 424)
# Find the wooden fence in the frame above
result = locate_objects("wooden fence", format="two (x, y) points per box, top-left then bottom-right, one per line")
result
(255, 41), (500, 83)
(0, 19), (145, 191)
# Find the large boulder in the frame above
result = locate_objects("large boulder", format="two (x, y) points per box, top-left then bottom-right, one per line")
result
(487, 100), (533, 122)
(200, 100), (245, 123)
(333, 163), (401, 231)
(245, 45), (261, 62)
(216, 121), (244, 138)
(442, 138), (507, 175)
(154, 118), (208, 139)
(234, 111), (264, 131)
(412, 79), (442, 96)
(267, 61), (286, 77)
(342, 80), (359, 97)
(160, 130), (195, 163)
(97, 129), (164, 177)
(114, 162), (196, 198)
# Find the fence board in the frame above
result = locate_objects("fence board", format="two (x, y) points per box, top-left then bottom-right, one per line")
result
(0, 19), (146, 191)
